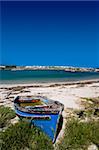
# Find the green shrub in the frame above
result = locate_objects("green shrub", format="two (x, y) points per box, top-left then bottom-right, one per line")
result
(56, 118), (99, 150)
(0, 121), (54, 150)
(0, 106), (16, 128)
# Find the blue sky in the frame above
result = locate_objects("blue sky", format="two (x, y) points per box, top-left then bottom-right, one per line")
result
(1, 1), (99, 67)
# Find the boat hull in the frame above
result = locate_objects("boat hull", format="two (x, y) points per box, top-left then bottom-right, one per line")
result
(15, 109), (61, 143)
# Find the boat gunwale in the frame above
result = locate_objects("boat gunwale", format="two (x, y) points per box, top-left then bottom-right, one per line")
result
(15, 105), (61, 115)
(14, 96), (64, 115)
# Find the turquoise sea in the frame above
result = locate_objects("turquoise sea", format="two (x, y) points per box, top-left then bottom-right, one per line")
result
(0, 70), (99, 84)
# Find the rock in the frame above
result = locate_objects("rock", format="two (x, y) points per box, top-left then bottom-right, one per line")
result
(88, 144), (98, 150)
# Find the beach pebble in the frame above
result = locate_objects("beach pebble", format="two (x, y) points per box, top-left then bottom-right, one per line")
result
(11, 116), (19, 125)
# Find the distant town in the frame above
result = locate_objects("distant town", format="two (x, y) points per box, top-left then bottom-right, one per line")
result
(0, 65), (99, 72)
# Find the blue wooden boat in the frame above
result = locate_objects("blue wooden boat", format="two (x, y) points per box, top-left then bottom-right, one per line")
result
(14, 96), (64, 143)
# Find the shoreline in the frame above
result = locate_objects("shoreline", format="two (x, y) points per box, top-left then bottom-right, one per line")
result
(0, 78), (99, 88)
(0, 78), (99, 109)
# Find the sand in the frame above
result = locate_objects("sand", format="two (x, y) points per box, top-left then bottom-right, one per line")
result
(0, 79), (99, 142)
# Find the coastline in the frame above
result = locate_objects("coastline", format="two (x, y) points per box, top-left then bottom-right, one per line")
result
(0, 78), (99, 87)
(0, 65), (99, 72)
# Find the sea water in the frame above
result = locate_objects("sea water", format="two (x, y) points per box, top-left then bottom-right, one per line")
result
(0, 70), (99, 84)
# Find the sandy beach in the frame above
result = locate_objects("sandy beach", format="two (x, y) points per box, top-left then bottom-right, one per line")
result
(0, 79), (99, 142)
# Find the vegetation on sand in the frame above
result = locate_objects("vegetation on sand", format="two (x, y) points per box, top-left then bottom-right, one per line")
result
(0, 106), (16, 128)
(0, 98), (99, 150)
(56, 118), (99, 150)
(0, 121), (54, 150)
